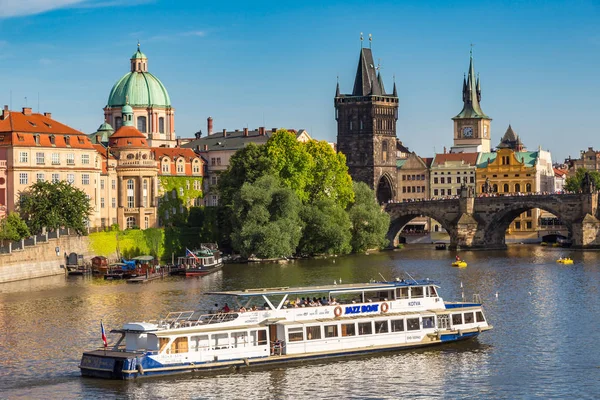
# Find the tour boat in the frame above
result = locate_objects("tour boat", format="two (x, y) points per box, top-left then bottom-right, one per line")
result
(171, 247), (223, 277)
(79, 279), (492, 380)
(452, 261), (467, 268)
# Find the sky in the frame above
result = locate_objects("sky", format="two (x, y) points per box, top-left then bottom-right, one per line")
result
(0, 0), (598, 162)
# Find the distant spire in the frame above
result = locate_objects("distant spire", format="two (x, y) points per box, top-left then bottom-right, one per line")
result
(392, 75), (397, 97)
(368, 33), (372, 49)
(360, 32), (363, 47)
(335, 76), (340, 97)
(454, 47), (488, 119)
(352, 47), (381, 96)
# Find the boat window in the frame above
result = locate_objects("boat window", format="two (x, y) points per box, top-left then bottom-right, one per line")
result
(306, 326), (321, 340)
(452, 314), (463, 325)
(375, 320), (389, 334)
(171, 337), (189, 354)
(437, 314), (450, 329)
(257, 329), (268, 346)
(391, 319), (405, 332)
(422, 316), (435, 329)
(159, 337), (170, 353)
(464, 312), (474, 324)
(476, 311), (486, 323)
(324, 325), (338, 338)
(411, 287), (424, 298)
(396, 287), (409, 299)
(211, 333), (229, 350)
(427, 286), (438, 297)
(358, 322), (372, 335)
(190, 335), (209, 351)
(406, 318), (420, 331)
(232, 332), (248, 348)
(288, 327), (304, 342)
(341, 323), (356, 337)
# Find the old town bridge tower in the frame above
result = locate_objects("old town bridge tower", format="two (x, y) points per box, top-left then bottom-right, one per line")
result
(335, 45), (399, 203)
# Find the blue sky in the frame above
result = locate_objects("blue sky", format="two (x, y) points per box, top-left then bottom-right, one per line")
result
(0, 0), (598, 162)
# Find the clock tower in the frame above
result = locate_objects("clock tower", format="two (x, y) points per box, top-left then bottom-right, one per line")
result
(451, 49), (491, 153)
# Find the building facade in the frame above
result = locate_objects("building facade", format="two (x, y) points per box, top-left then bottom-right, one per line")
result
(430, 152), (478, 199)
(103, 44), (176, 147)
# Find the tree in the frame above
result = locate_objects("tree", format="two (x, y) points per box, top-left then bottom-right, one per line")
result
(18, 181), (93, 234)
(347, 182), (390, 252)
(0, 212), (30, 244)
(298, 199), (352, 256)
(231, 175), (302, 259)
(304, 140), (354, 208)
(564, 168), (600, 193)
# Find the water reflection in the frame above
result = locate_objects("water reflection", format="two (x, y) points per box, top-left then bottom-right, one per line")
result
(0, 245), (599, 399)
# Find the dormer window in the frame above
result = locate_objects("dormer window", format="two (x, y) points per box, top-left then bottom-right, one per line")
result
(34, 134), (40, 145)
(49, 135), (55, 145)
(27, 121), (37, 127)
(65, 136), (71, 146)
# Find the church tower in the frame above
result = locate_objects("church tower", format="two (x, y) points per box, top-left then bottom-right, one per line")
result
(335, 42), (399, 203)
(451, 49), (492, 153)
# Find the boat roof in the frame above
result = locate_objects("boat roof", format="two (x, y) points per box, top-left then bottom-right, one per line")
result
(206, 280), (438, 297)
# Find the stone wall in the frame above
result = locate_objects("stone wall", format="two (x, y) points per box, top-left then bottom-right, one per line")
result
(0, 235), (90, 283)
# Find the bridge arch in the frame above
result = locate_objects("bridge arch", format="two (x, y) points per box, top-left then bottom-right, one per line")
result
(386, 203), (459, 247)
(481, 201), (572, 247)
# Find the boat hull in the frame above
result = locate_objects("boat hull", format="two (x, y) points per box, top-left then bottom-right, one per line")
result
(80, 327), (489, 380)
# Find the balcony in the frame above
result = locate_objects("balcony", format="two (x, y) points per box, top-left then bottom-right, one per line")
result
(124, 207), (140, 213)
(0, 160), (6, 168)
(119, 160), (156, 167)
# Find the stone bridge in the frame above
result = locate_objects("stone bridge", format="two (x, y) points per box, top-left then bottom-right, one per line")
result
(384, 192), (600, 250)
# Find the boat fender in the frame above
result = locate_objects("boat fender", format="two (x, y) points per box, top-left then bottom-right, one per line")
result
(478, 326), (482, 333)
(136, 362), (144, 375)
(381, 302), (389, 313)
(243, 358), (250, 367)
(334, 306), (343, 318)
(458, 329), (463, 337)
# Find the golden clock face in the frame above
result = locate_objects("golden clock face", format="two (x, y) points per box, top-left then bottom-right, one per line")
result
(462, 127), (473, 137)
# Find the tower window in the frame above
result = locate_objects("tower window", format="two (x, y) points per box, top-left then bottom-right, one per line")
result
(127, 179), (135, 208)
(115, 117), (122, 129)
(159, 117), (165, 134)
(382, 141), (388, 163)
(137, 116), (147, 133)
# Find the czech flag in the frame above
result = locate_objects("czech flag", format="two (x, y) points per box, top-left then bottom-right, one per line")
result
(186, 248), (199, 261)
(101, 320), (108, 348)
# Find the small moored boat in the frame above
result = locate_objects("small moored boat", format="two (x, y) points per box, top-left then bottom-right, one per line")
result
(79, 278), (492, 379)
(556, 258), (573, 264)
(452, 261), (467, 268)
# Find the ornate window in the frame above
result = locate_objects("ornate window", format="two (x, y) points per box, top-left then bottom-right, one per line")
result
(526, 183), (532, 192)
(126, 216), (136, 229)
(127, 179), (135, 208)
(177, 159), (185, 173)
(159, 117), (165, 134)
(503, 184), (509, 193)
(137, 116), (147, 133)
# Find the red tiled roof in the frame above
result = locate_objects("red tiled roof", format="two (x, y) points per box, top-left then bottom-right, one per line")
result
(110, 126), (146, 139)
(108, 126), (148, 148)
(421, 157), (434, 168)
(0, 109), (94, 149)
(554, 168), (567, 177)
(153, 147), (199, 160)
(433, 152), (479, 166)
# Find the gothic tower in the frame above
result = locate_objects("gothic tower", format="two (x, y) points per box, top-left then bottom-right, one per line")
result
(451, 49), (492, 153)
(335, 45), (399, 203)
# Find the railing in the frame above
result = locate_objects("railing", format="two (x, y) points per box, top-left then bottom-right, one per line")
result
(124, 208), (139, 213)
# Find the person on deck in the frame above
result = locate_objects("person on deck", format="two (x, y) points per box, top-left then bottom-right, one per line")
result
(455, 255), (461, 261)
(222, 303), (231, 313)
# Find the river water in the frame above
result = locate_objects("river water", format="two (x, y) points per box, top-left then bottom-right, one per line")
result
(0, 245), (599, 399)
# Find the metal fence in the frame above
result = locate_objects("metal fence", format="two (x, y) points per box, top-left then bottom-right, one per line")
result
(0, 227), (92, 255)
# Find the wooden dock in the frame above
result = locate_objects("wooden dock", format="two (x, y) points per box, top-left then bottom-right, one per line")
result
(126, 272), (165, 284)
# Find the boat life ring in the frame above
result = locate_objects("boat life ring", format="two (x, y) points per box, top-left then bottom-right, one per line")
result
(381, 302), (389, 313)
(334, 306), (343, 317)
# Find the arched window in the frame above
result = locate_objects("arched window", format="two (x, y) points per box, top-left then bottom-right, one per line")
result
(493, 184), (498, 193)
(126, 216), (136, 229)
(515, 183), (521, 193)
(137, 116), (147, 133)
(162, 158), (170, 173)
(192, 159), (200, 174)
(503, 183), (509, 193)
(127, 179), (135, 208)
(177, 159), (185, 173)
(382, 141), (388, 163)
(434, 225), (439, 232)
(159, 117), (165, 134)
(526, 183), (532, 192)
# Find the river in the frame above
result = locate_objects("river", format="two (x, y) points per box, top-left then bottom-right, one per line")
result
(0, 245), (599, 399)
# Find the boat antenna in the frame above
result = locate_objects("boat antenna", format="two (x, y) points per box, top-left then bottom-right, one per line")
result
(404, 271), (419, 285)
(378, 272), (388, 282)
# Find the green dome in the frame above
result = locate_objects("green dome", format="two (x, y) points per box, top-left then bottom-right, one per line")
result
(107, 72), (171, 108)
(131, 49), (147, 59)
(97, 121), (114, 132)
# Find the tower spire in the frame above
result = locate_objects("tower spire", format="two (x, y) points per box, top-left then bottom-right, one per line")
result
(454, 47), (487, 119)
(335, 76), (340, 97)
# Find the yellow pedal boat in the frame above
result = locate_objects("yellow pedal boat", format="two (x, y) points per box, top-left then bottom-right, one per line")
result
(452, 261), (467, 268)
(556, 258), (573, 264)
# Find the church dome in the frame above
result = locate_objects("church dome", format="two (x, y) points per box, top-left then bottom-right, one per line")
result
(106, 45), (171, 108)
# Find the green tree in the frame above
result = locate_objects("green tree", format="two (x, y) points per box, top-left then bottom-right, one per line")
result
(18, 180), (93, 234)
(347, 182), (390, 252)
(564, 168), (600, 193)
(144, 228), (164, 259)
(231, 175), (302, 259)
(0, 212), (31, 244)
(304, 140), (354, 208)
(298, 199), (352, 256)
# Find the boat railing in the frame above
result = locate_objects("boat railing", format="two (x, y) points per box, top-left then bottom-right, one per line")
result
(153, 311), (241, 329)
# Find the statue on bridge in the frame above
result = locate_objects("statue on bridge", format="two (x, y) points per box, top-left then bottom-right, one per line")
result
(482, 178), (493, 194)
(582, 171), (596, 194)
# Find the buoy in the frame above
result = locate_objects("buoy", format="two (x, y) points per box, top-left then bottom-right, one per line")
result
(495, 292), (499, 298)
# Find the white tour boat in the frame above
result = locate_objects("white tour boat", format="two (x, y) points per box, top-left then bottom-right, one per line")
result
(80, 278), (492, 379)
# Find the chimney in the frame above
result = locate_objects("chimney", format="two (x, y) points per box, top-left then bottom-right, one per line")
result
(259, 127), (265, 136)
(443, 146), (447, 154)
(22, 107), (32, 116)
(271, 128), (277, 133)
(2, 105), (9, 119)
(207, 116), (213, 135)
(243, 128), (248, 137)
(203, 144), (208, 151)
(223, 129), (227, 137)
(44, 112), (52, 119)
